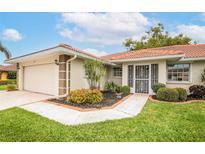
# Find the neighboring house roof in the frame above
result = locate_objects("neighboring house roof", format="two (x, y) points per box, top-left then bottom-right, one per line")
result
(101, 44), (205, 61)
(0, 65), (16, 71)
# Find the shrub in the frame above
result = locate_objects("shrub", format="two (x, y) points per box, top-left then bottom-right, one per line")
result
(69, 89), (103, 104)
(175, 88), (187, 101)
(105, 82), (118, 92)
(121, 86), (130, 95)
(157, 87), (179, 102)
(189, 85), (205, 99)
(0, 79), (16, 85)
(6, 84), (16, 91)
(152, 83), (166, 93)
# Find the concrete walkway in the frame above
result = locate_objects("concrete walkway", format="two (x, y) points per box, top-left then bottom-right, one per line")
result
(20, 94), (148, 125)
(0, 91), (54, 110)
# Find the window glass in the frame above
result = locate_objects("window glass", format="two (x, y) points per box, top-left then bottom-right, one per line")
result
(113, 67), (122, 77)
(167, 64), (190, 82)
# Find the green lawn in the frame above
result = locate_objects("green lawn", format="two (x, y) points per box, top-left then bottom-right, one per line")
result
(0, 100), (205, 142)
(0, 85), (7, 90)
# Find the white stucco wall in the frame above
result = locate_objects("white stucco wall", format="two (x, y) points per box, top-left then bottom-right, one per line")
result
(106, 66), (122, 85)
(70, 58), (108, 90)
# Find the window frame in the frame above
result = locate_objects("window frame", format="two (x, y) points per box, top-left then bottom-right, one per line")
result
(112, 67), (122, 78)
(166, 63), (192, 83)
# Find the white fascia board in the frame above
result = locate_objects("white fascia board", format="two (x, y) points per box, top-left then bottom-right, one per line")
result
(110, 54), (185, 63)
(179, 57), (205, 61)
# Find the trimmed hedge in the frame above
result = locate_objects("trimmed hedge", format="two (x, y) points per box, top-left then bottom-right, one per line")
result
(175, 88), (187, 101)
(7, 84), (16, 91)
(152, 83), (166, 93)
(157, 87), (179, 102)
(69, 89), (103, 104)
(0, 79), (16, 85)
(121, 86), (130, 95)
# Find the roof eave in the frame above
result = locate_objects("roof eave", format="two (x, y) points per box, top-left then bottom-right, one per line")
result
(109, 54), (185, 63)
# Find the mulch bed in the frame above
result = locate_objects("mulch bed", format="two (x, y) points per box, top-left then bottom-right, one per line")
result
(149, 95), (205, 104)
(48, 91), (129, 109)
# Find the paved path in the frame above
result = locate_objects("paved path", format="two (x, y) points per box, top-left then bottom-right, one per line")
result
(20, 94), (148, 125)
(0, 91), (54, 110)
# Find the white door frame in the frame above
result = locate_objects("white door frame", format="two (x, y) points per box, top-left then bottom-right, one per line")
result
(133, 64), (152, 94)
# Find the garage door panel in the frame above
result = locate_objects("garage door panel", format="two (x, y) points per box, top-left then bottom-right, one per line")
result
(24, 64), (57, 95)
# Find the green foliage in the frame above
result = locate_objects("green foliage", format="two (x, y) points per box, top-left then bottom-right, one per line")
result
(0, 79), (16, 85)
(151, 83), (166, 93)
(175, 88), (187, 101)
(84, 60), (106, 89)
(6, 84), (16, 91)
(201, 69), (205, 84)
(123, 23), (192, 51)
(121, 86), (130, 95)
(105, 82), (118, 92)
(69, 89), (103, 104)
(7, 71), (16, 79)
(157, 87), (179, 102)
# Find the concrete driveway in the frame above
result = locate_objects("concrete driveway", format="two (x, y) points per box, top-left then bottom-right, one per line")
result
(0, 91), (54, 110)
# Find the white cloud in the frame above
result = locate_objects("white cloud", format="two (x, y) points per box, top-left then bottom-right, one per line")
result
(2, 28), (23, 41)
(84, 48), (109, 57)
(174, 24), (205, 43)
(58, 13), (150, 46)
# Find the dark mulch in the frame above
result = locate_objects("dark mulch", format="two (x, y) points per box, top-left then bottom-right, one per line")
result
(151, 95), (205, 102)
(48, 91), (128, 109)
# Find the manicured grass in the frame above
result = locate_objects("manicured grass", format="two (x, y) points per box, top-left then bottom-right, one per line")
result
(0, 100), (205, 142)
(0, 85), (7, 90)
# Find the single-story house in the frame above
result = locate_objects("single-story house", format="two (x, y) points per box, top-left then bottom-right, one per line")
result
(6, 43), (205, 96)
(0, 65), (16, 81)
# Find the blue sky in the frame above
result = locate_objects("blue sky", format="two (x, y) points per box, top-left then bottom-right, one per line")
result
(1, 12), (205, 64)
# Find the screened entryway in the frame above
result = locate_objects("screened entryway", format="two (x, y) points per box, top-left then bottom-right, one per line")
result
(128, 64), (159, 94)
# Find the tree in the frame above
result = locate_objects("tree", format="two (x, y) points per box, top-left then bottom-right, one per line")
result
(0, 42), (11, 59)
(201, 68), (205, 84)
(123, 23), (192, 51)
(84, 60), (106, 89)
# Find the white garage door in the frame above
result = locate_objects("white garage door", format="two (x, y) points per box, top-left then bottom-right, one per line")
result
(24, 64), (57, 95)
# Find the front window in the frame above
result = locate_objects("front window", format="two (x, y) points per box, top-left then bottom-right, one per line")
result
(113, 67), (122, 77)
(167, 64), (190, 82)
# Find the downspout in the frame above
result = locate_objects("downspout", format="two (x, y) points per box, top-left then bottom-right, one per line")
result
(58, 55), (77, 98)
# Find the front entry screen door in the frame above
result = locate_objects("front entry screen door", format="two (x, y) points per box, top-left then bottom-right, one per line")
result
(135, 65), (149, 93)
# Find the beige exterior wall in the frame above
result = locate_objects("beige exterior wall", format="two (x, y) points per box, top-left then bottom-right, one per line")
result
(166, 61), (205, 91)
(106, 66), (122, 85)
(70, 58), (108, 90)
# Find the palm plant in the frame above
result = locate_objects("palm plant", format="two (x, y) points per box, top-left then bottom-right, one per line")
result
(84, 60), (106, 89)
(201, 68), (205, 84)
(0, 42), (11, 59)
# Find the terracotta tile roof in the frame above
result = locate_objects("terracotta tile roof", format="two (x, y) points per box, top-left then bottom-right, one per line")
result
(58, 43), (100, 59)
(101, 44), (205, 61)
(0, 65), (16, 71)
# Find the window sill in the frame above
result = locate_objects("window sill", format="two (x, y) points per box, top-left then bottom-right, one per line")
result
(166, 81), (192, 84)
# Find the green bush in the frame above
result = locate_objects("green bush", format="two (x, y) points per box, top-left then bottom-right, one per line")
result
(105, 82), (118, 92)
(157, 87), (179, 102)
(6, 84), (16, 91)
(175, 88), (187, 101)
(152, 83), (166, 93)
(121, 86), (130, 95)
(0, 79), (16, 85)
(69, 89), (103, 104)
